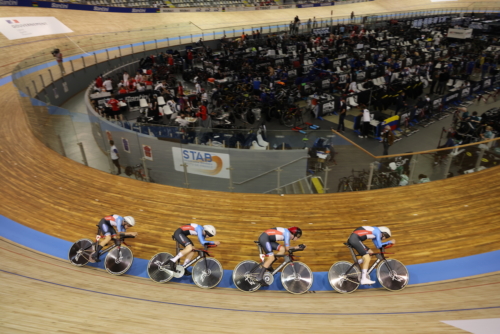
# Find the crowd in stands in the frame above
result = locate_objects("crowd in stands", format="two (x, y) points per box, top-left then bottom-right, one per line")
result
(90, 13), (500, 147)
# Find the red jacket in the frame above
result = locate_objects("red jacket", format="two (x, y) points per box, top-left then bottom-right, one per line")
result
(196, 105), (207, 120)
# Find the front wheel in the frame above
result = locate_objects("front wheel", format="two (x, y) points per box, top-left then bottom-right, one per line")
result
(192, 258), (224, 289)
(68, 238), (94, 266)
(282, 112), (295, 127)
(328, 261), (360, 293)
(281, 261), (313, 294)
(232, 260), (262, 292)
(147, 252), (174, 283)
(104, 246), (133, 275)
(377, 259), (409, 291)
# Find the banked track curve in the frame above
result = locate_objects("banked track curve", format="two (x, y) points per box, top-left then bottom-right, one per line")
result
(1, 1), (500, 332)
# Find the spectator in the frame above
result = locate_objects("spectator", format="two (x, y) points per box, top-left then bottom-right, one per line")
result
(418, 174), (431, 183)
(436, 69), (449, 95)
(380, 125), (395, 155)
(103, 77), (113, 93)
(175, 113), (190, 127)
(107, 94), (120, 115)
(481, 126), (494, 140)
(359, 106), (371, 139)
(337, 98), (346, 132)
(395, 91), (407, 115)
(109, 140), (121, 175)
(95, 75), (103, 90)
(52, 48), (65, 75)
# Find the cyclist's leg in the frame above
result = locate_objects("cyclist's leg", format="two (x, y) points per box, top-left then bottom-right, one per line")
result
(92, 219), (114, 261)
(167, 229), (193, 270)
(256, 233), (277, 283)
(348, 234), (374, 284)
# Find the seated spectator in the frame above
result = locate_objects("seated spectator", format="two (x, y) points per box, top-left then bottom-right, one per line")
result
(418, 174), (431, 183)
(118, 86), (128, 95)
(481, 126), (494, 140)
(175, 113), (190, 127)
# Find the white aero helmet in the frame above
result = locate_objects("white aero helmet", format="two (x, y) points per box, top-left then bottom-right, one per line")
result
(124, 216), (136, 227)
(379, 226), (391, 238)
(203, 225), (216, 237)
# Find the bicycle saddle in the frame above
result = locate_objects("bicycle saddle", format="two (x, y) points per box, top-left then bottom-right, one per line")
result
(253, 241), (259, 244)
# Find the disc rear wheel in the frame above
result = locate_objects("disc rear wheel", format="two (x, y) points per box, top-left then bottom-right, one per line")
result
(68, 238), (94, 266)
(147, 252), (174, 283)
(328, 261), (360, 293)
(232, 260), (262, 292)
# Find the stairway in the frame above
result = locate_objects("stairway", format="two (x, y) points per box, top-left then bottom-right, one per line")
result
(266, 176), (314, 194)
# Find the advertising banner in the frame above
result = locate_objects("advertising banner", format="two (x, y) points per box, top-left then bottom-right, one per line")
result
(297, 2), (334, 8)
(447, 28), (472, 39)
(0, 16), (73, 40)
(172, 147), (230, 179)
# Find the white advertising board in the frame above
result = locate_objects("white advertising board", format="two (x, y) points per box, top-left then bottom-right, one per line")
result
(447, 28), (472, 39)
(0, 17), (73, 40)
(172, 147), (230, 179)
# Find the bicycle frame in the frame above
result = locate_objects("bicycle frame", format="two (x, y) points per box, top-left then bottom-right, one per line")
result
(93, 225), (129, 262)
(345, 244), (395, 279)
(254, 242), (299, 277)
(176, 242), (212, 273)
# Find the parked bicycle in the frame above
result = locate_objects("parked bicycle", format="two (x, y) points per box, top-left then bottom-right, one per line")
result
(232, 241), (312, 294)
(125, 163), (154, 182)
(328, 243), (409, 293)
(281, 104), (303, 128)
(68, 226), (135, 276)
(147, 241), (223, 289)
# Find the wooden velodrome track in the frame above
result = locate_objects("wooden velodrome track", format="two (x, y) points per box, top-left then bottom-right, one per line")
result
(1, 1), (500, 332)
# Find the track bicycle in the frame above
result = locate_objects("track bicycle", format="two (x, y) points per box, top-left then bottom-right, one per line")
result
(68, 226), (135, 276)
(125, 163), (154, 182)
(328, 242), (409, 293)
(147, 240), (223, 289)
(281, 104), (303, 128)
(232, 241), (312, 294)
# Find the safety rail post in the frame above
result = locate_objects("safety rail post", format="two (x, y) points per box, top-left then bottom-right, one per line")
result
(81, 56), (86, 69)
(32, 80), (38, 95)
(70, 59), (75, 73)
(367, 162), (375, 190)
(141, 157), (150, 182)
(276, 167), (282, 194)
(323, 166), (331, 193)
(48, 69), (54, 83)
(181, 163), (190, 188)
(58, 135), (66, 157)
(118, 46), (122, 57)
(227, 166), (234, 192)
(155, 39), (158, 49)
(26, 86), (32, 98)
(474, 147), (486, 172)
(78, 142), (88, 166)
(94, 52), (97, 64)
(39, 74), (46, 89)
(106, 49), (110, 60)
(408, 155), (418, 184)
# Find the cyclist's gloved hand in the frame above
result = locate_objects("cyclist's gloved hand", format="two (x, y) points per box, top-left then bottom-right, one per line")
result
(298, 244), (306, 250)
(383, 243), (393, 249)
